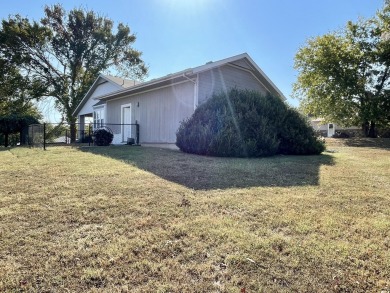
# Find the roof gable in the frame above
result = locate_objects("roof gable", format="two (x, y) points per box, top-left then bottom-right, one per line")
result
(191, 53), (285, 99)
(73, 74), (137, 116)
(95, 53), (286, 102)
(103, 75), (140, 88)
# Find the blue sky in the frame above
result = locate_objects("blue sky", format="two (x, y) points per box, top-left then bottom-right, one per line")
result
(1, 0), (384, 121)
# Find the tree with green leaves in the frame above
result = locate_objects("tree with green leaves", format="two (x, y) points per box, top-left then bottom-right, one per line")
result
(0, 61), (42, 147)
(293, 3), (390, 137)
(0, 113), (40, 147)
(0, 4), (147, 142)
(0, 95), (41, 147)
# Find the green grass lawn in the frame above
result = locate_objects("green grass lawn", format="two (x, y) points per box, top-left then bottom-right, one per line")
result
(0, 139), (389, 292)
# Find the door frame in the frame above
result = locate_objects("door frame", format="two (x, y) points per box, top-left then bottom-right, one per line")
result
(121, 103), (132, 142)
(327, 123), (335, 137)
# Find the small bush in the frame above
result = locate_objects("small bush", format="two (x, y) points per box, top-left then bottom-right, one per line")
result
(94, 128), (113, 146)
(176, 89), (325, 157)
(81, 135), (93, 143)
(332, 131), (350, 138)
(377, 127), (390, 138)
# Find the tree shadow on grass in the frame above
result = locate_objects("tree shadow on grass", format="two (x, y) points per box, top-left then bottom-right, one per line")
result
(81, 146), (335, 190)
(341, 138), (390, 150)
(0, 146), (14, 151)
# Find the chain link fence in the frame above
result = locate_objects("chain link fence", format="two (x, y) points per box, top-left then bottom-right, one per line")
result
(27, 122), (140, 149)
(28, 124), (45, 148)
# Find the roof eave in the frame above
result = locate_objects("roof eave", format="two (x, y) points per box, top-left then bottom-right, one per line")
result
(85, 53), (286, 104)
(72, 74), (124, 116)
(96, 71), (195, 101)
(244, 54), (286, 100)
(191, 53), (286, 100)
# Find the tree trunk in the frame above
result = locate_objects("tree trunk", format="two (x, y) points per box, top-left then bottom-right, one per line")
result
(70, 122), (77, 143)
(368, 121), (377, 138)
(362, 121), (369, 137)
(4, 133), (9, 147)
(68, 116), (77, 143)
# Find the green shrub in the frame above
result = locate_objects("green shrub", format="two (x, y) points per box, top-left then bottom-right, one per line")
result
(176, 89), (325, 157)
(377, 127), (390, 138)
(0, 114), (39, 147)
(332, 131), (350, 138)
(94, 128), (113, 146)
(278, 108), (325, 155)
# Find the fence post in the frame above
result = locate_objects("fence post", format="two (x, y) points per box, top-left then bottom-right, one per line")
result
(43, 123), (46, 150)
(136, 123), (140, 145)
(31, 125), (34, 147)
(88, 123), (91, 146)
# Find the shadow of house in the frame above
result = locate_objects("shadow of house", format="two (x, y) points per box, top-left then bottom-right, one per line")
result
(81, 146), (334, 191)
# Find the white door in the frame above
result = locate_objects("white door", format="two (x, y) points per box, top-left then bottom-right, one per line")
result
(328, 123), (335, 137)
(122, 105), (131, 142)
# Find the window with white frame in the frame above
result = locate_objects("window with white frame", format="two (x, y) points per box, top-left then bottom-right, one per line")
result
(93, 108), (104, 129)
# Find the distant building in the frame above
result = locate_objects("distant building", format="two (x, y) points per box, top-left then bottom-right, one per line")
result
(310, 118), (362, 137)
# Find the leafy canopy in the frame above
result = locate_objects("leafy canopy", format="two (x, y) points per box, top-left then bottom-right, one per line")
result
(293, 3), (390, 137)
(0, 92), (42, 147)
(0, 4), (147, 140)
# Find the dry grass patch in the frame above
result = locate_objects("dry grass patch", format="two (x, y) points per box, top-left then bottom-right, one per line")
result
(0, 139), (389, 292)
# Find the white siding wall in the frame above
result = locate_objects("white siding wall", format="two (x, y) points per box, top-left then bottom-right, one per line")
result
(106, 81), (194, 143)
(230, 59), (253, 70)
(197, 65), (268, 105)
(311, 121), (360, 131)
(78, 81), (121, 116)
(311, 121), (361, 137)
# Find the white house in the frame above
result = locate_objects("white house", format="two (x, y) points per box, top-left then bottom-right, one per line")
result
(73, 53), (286, 146)
(310, 118), (361, 137)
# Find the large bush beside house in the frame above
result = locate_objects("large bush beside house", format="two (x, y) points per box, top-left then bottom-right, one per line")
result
(176, 89), (325, 157)
(277, 108), (326, 155)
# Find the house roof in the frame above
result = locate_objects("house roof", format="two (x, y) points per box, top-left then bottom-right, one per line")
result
(103, 75), (140, 88)
(92, 100), (106, 107)
(73, 74), (138, 116)
(311, 118), (325, 123)
(96, 53), (286, 102)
